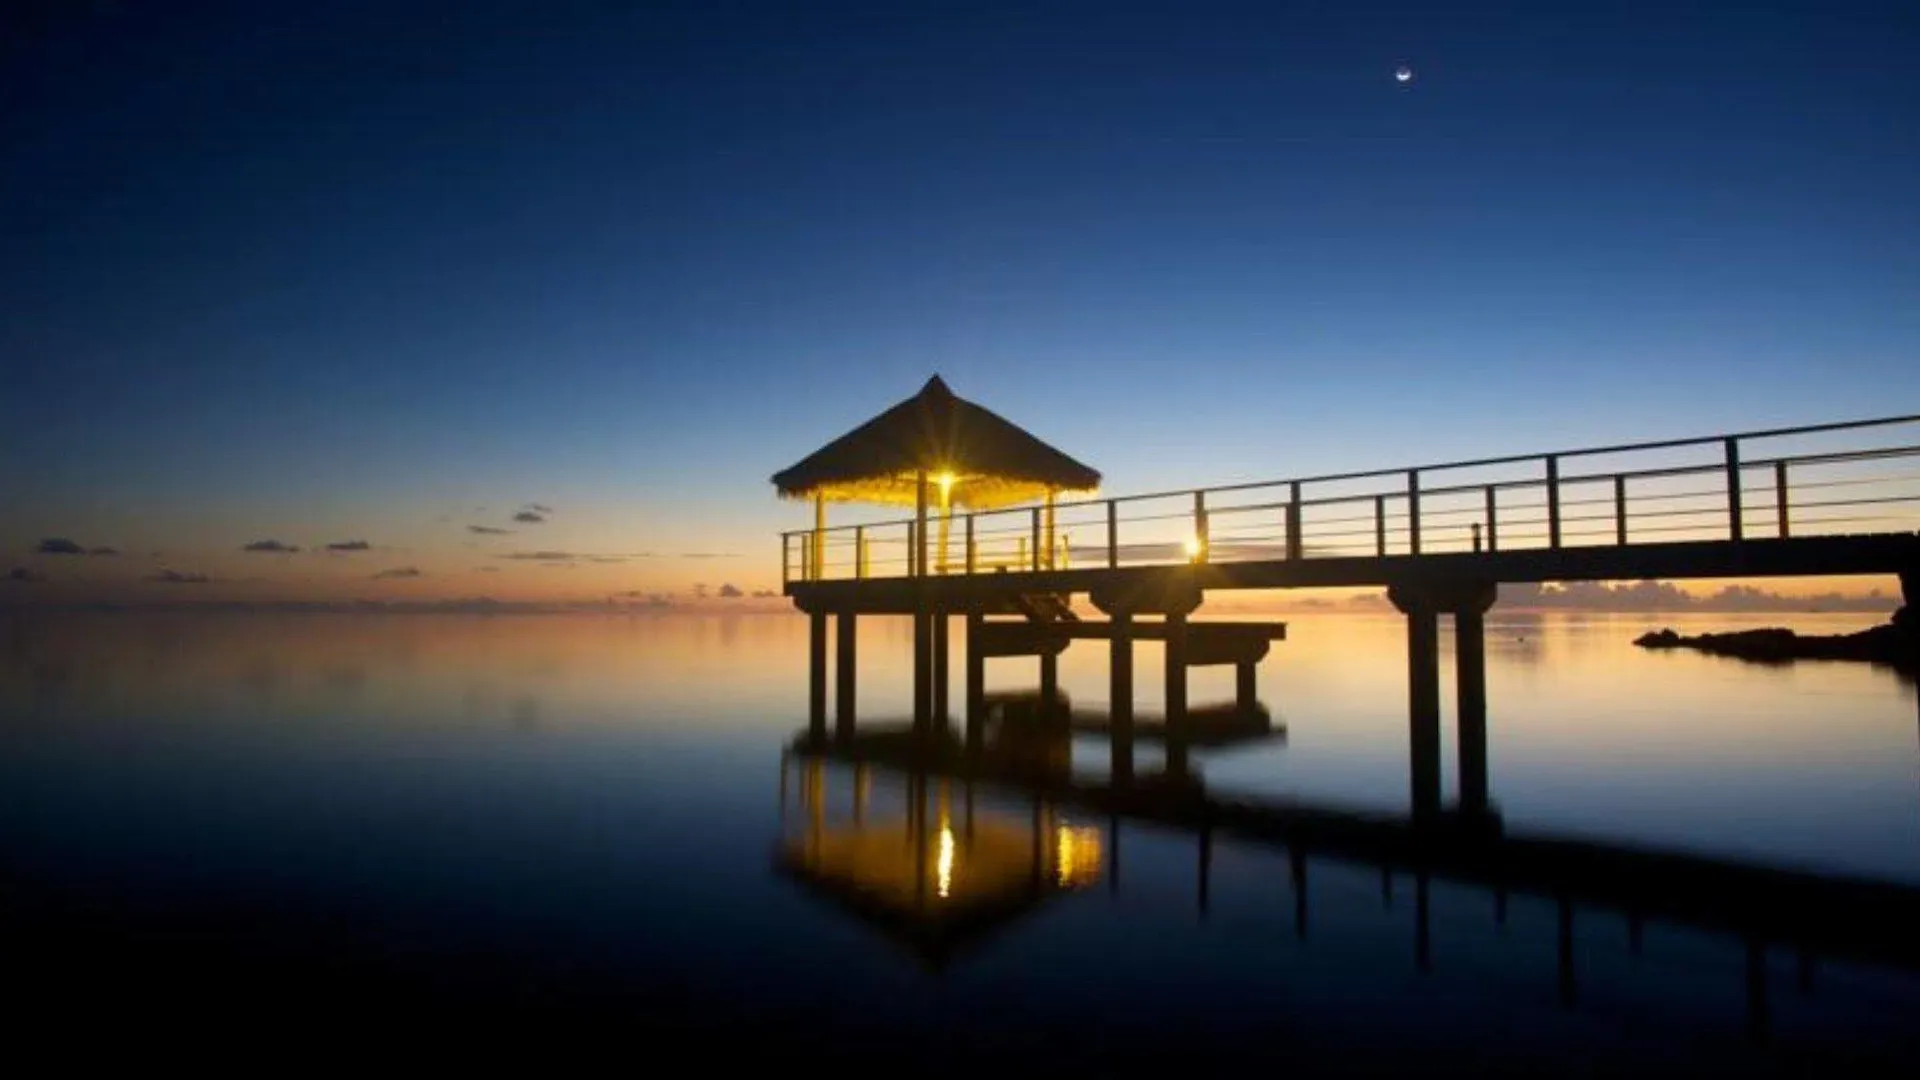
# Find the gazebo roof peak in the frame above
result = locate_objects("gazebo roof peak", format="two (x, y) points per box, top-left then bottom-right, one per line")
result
(770, 375), (1099, 511)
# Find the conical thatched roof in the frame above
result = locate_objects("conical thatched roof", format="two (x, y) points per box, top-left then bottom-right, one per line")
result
(770, 376), (1100, 510)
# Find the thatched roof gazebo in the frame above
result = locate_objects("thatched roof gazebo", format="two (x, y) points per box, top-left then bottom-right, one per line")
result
(773, 376), (1100, 578)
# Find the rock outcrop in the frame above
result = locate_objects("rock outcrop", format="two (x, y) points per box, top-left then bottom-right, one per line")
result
(1634, 612), (1917, 674)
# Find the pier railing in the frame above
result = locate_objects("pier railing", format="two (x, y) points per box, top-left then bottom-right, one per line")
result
(782, 414), (1920, 585)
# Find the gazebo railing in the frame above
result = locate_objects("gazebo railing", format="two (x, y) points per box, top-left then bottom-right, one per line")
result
(781, 415), (1920, 586)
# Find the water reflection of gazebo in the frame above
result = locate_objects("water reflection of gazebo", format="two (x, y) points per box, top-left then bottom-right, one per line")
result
(771, 375), (1100, 580)
(775, 758), (1102, 969)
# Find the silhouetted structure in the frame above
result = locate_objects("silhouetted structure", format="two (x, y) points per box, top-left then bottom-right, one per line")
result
(781, 408), (1920, 816)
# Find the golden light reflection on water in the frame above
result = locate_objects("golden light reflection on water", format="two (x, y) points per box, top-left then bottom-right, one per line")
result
(937, 823), (955, 899)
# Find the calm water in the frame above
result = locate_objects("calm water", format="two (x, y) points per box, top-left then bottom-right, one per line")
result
(3, 609), (1917, 1069)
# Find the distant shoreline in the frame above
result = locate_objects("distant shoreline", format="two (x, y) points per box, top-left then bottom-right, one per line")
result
(1635, 616), (1917, 675)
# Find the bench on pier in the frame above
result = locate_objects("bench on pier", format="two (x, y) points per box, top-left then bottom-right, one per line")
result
(976, 619), (1286, 666)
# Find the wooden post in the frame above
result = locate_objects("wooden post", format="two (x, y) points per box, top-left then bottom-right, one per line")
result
(1110, 611), (1133, 783)
(782, 533), (791, 587)
(1406, 602), (1441, 816)
(855, 526), (867, 579)
(1194, 491), (1209, 563)
(808, 611), (827, 738)
(835, 612), (857, 738)
(931, 609), (949, 729)
(1725, 437), (1743, 542)
(965, 610), (985, 751)
(1546, 456), (1562, 548)
(1614, 475), (1628, 545)
(966, 514), (977, 574)
(1235, 661), (1256, 713)
(1374, 495), (1387, 557)
(1407, 470), (1421, 555)
(1044, 490), (1057, 570)
(1456, 605), (1488, 813)
(813, 494), (826, 582)
(1286, 481), (1303, 561)
(1165, 611), (1190, 776)
(1775, 461), (1790, 538)
(1484, 485), (1498, 552)
(915, 472), (929, 578)
(1106, 499), (1119, 569)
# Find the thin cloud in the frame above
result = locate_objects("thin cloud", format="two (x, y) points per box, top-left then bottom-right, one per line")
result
(6, 567), (47, 583)
(477, 566), (500, 572)
(526, 503), (554, 515)
(34, 538), (84, 555)
(752, 589), (777, 599)
(680, 552), (743, 559)
(500, 551), (634, 564)
(718, 583), (744, 598)
(148, 569), (212, 584)
(326, 540), (372, 552)
(243, 539), (301, 554)
(373, 566), (423, 580)
(89, 546), (120, 556)
(467, 525), (512, 535)
(513, 510), (546, 524)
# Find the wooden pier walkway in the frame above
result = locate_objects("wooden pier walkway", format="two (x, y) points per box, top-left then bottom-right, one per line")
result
(783, 415), (1920, 813)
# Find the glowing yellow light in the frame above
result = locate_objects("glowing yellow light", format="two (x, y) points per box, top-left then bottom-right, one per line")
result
(937, 824), (955, 899)
(1054, 824), (1102, 888)
(935, 471), (956, 498)
(1183, 535), (1204, 560)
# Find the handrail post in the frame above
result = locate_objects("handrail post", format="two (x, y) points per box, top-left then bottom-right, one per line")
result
(1546, 456), (1562, 548)
(1031, 508), (1042, 572)
(1194, 491), (1209, 563)
(800, 534), (812, 582)
(966, 514), (977, 574)
(781, 533), (791, 587)
(1725, 437), (1743, 542)
(1286, 481), (1303, 560)
(905, 522), (916, 579)
(1614, 475), (1627, 545)
(1106, 499), (1119, 569)
(1775, 461), (1790, 538)
(1374, 495), (1387, 557)
(1407, 470), (1421, 555)
(1484, 486), (1498, 552)
(855, 526), (867, 579)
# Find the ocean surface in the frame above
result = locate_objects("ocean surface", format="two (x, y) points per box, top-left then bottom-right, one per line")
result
(2, 608), (1916, 1070)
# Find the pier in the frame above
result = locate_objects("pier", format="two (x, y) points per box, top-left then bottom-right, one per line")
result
(778, 388), (1920, 818)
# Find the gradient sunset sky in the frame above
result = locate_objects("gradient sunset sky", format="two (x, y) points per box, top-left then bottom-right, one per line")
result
(5, 1), (1917, 604)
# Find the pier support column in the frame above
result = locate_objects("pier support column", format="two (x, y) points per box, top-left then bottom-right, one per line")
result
(965, 609), (986, 752)
(835, 611), (857, 740)
(1165, 611), (1190, 777)
(912, 606), (931, 735)
(931, 608), (950, 733)
(1453, 585), (1499, 814)
(808, 610), (828, 741)
(1039, 650), (1059, 708)
(1111, 611), (1134, 783)
(1235, 661), (1257, 713)
(1387, 585), (1442, 817)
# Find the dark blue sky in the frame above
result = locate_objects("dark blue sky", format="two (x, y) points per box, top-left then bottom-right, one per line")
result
(4, 1), (1917, 596)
